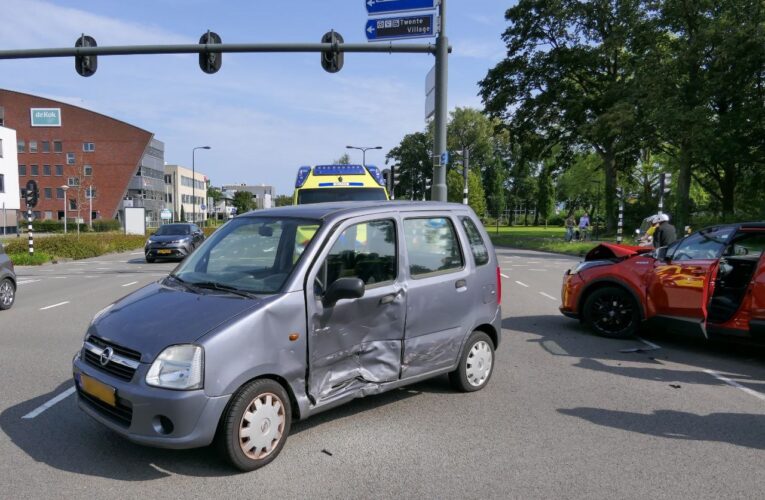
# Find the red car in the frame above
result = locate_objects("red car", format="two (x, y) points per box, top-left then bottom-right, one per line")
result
(560, 223), (765, 342)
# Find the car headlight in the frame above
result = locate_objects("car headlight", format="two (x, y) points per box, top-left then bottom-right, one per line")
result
(571, 260), (612, 275)
(146, 344), (204, 390)
(145, 238), (153, 246)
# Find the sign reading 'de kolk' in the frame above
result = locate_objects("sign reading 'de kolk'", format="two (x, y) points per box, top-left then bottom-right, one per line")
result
(30, 108), (62, 127)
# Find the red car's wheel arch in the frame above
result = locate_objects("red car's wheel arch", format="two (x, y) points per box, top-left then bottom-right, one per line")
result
(577, 278), (647, 322)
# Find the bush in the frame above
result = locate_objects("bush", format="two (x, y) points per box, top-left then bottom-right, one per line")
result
(4, 234), (146, 260)
(8, 251), (52, 266)
(92, 219), (122, 232)
(32, 220), (64, 233)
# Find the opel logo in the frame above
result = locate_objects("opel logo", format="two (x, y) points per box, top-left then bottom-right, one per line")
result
(99, 347), (114, 366)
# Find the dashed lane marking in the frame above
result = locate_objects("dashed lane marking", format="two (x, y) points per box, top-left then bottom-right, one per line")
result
(39, 301), (69, 311)
(515, 281), (529, 288)
(539, 292), (557, 301)
(704, 369), (765, 402)
(17, 280), (41, 285)
(22, 387), (76, 419)
(122, 281), (138, 287)
(500, 273), (510, 279)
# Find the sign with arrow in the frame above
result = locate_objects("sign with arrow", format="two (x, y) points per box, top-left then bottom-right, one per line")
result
(366, 14), (435, 41)
(366, 0), (437, 15)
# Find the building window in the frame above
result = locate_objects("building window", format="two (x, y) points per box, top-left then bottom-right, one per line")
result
(69, 199), (77, 210)
(0, 138), (3, 158)
(43, 165), (51, 176)
(56, 188), (64, 199)
(55, 165), (63, 176)
(30, 165), (39, 176)
(33, 211), (41, 219)
(41, 141), (50, 153)
(68, 177), (80, 187)
(84, 165), (93, 176)
(82, 142), (95, 152)
(66, 152), (75, 164)
(86, 187), (97, 199)
(45, 211), (53, 220)
(53, 141), (63, 153)
(0, 174), (4, 193)
(17, 140), (25, 153)
(44, 188), (52, 199)
(18, 165), (26, 176)
(29, 141), (38, 153)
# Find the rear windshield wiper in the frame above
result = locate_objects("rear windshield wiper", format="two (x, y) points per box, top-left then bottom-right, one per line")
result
(190, 281), (257, 299)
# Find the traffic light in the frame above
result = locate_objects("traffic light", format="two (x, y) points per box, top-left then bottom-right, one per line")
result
(392, 165), (401, 186)
(25, 180), (39, 208)
(321, 30), (344, 73)
(382, 169), (391, 190)
(74, 34), (98, 77)
(199, 31), (223, 74)
(662, 173), (672, 193)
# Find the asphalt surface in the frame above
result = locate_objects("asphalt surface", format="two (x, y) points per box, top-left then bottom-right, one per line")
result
(0, 247), (763, 499)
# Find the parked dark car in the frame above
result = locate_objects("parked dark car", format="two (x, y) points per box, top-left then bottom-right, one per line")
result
(73, 202), (501, 471)
(144, 223), (204, 263)
(0, 243), (16, 310)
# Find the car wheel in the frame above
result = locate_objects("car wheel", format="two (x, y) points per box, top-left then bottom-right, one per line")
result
(583, 286), (639, 338)
(0, 278), (15, 310)
(217, 379), (292, 472)
(449, 331), (494, 392)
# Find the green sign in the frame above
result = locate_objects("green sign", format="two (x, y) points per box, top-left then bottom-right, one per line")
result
(30, 108), (61, 127)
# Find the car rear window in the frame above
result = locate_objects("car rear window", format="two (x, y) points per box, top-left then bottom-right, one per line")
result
(404, 217), (464, 277)
(460, 217), (489, 266)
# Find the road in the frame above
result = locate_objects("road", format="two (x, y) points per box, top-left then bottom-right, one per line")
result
(0, 247), (763, 499)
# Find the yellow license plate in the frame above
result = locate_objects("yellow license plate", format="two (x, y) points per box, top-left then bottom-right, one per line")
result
(157, 249), (172, 254)
(80, 373), (116, 406)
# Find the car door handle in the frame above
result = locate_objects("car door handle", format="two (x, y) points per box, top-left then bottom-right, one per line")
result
(380, 290), (402, 305)
(455, 279), (467, 289)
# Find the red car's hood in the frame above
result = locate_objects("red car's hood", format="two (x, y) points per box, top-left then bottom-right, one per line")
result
(585, 242), (653, 261)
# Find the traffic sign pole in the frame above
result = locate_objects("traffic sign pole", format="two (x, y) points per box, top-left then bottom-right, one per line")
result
(432, 0), (448, 202)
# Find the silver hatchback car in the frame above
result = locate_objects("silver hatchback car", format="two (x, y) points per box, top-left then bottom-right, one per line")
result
(72, 202), (502, 471)
(0, 243), (16, 310)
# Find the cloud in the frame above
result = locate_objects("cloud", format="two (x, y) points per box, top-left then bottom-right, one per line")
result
(453, 39), (506, 61)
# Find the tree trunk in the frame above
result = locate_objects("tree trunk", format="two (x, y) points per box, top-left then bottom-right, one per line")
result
(675, 142), (692, 232)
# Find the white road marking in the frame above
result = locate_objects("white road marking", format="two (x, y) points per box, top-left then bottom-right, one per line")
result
(515, 281), (529, 288)
(528, 268), (547, 272)
(52, 276), (67, 279)
(17, 279), (41, 285)
(122, 281), (138, 287)
(704, 369), (765, 402)
(636, 337), (661, 350)
(542, 340), (569, 355)
(539, 292), (557, 301)
(130, 252), (144, 255)
(39, 301), (69, 310)
(96, 268), (110, 270)
(511, 264), (526, 267)
(500, 273), (510, 279)
(22, 387), (76, 419)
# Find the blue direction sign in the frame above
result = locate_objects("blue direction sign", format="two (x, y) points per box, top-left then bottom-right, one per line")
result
(366, 14), (435, 41)
(366, 0), (437, 15)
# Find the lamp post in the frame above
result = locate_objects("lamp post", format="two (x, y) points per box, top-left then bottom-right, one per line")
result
(192, 146), (211, 224)
(60, 185), (69, 234)
(345, 145), (381, 167)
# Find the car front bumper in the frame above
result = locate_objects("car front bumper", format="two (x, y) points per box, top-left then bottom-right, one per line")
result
(560, 270), (584, 318)
(72, 353), (230, 449)
(145, 243), (191, 260)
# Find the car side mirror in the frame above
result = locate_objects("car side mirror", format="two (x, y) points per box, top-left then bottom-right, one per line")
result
(323, 277), (365, 307)
(654, 246), (669, 261)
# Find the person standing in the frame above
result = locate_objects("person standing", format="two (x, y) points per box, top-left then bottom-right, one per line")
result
(564, 215), (575, 242)
(653, 213), (677, 248)
(578, 213), (590, 241)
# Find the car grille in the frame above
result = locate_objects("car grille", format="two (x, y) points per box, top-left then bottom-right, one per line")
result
(77, 387), (133, 428)
(82, 336), (141, 382)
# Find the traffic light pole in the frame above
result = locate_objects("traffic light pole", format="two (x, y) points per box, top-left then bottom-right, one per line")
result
(432, 0), (449, 202)
(27, 206), (33, 255)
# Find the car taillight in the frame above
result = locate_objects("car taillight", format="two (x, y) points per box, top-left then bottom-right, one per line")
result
(496, 266), (502, 305)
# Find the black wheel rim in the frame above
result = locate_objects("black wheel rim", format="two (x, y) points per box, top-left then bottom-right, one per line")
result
(591, 293), (633, 334)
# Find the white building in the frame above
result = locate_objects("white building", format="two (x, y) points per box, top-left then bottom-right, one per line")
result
(0, 126), (21, 234)
(164, 164), (208, 223)
(221, 183), (274, 209)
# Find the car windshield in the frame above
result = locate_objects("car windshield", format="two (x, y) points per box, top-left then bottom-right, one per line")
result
(155, 224), (191, 236)
(172, 216), (321, 294)
(297, 188), (387, 204)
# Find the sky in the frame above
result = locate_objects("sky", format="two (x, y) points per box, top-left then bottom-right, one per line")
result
(1, 0), (510, 195)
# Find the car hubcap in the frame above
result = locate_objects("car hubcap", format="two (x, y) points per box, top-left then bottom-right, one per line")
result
(0, 281), (13, 306)
(466, 340), (493, 387)
(239, 392), (285, 460)
(593, 294), (633, 333)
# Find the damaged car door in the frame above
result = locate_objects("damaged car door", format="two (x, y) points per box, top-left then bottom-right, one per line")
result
(306, 217), (405, 404)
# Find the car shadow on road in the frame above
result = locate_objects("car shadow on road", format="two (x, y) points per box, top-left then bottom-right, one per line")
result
(1, 376), (452, 480)
(558, 407), (765, 450)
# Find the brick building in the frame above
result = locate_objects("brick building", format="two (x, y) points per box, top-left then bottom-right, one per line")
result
(0, 89), (166, 227)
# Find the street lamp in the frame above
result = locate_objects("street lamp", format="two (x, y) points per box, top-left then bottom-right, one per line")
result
(346, 145), (382, 167)
(192, 146), (211, 223)
(60, 185), (69, 234)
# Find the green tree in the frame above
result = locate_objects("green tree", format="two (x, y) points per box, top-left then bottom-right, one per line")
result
(480, 0), (647, 231)
(207, 186), (223, 205)
(447, 170), (486, 216)
(273, 194), (293, 207)
(386, 132), (432, 200)
(232, 191), (254, 215)
(334, 153), (351, 165)
(179, 205), (185, 222)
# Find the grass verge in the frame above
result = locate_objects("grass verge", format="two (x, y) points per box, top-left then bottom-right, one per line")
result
(486, 225), (604, 257)
(7, 251), (53, 266)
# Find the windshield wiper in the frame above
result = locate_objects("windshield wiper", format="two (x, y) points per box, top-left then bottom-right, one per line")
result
(165, 274), (195, 292)
(191, 281), (257, 298)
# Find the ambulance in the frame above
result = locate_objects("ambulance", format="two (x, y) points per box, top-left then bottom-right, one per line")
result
(292, 164), (389, 205)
